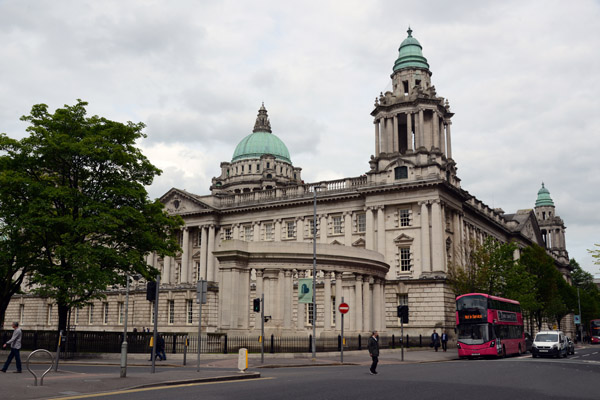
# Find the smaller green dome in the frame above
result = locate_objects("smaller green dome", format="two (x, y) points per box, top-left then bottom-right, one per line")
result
(231, 104), (292, 164)
(535, 182), (555, 207)
(393, 27), (430, 72)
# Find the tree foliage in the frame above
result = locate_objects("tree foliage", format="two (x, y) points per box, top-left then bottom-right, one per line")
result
(0, 100), (183, 331)
(570, 258), (600, 333)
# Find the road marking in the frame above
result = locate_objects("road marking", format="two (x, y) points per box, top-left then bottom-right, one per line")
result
(583, 354), (590, 357)
(50, 377), (274, 400)
(593, 352), (598, 355)
(572, 356), (579, 359)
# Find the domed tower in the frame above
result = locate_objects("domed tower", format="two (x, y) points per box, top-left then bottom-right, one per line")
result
(211, 104), (302, 194)
(368, 28), (458, 187)
(534, 183), (569, 266)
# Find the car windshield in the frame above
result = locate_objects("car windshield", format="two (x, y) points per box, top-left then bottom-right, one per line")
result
(535, 333), (558, 342)
(458, 323), (492, 345)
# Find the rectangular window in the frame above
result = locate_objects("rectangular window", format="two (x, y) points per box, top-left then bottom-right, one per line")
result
(357, 214), (366, 233)
(400, 247), (411, 272)
(305, 303), (314, 326)
(47, 304), (53, 325)
(118, 302), (124, 325)
(73, 307), (79, 326)
(19, 304), (24, 324)
(103, 302), (109, 325)
(286, 221), (295, 239)
(244, 225), (253, 241)
(265, 223), (274, 241)
(168, 300), (175, 325)
(196, 230), (202, 247)
(88, 304), (94, 325)
(333, 215), (343, 234)
(224, 227), (232, 240)
(187, 300), (194, 324)
(195, 261), (201, 281)
(256, 164), (260, 172)
(394, 166), (408, 180)
(399, 209), (411, 227)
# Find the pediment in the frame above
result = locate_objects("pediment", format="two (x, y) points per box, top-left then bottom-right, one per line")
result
(394, 233), (414, 244)
(330, 240), (344, 246)
(352, 238), (366, 248)
(160, 188), (213, 215)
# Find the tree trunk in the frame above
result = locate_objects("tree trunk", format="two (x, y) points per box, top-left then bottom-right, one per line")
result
(58, 303), (70, 333)
(0, 299), (9, 330)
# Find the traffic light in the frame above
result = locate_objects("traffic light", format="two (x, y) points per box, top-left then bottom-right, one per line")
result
(397, 305), (409, 324)
(253, 298), (261, 313)
(146, 281), (157, 301)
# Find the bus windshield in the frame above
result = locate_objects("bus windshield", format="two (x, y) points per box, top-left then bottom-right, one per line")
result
(458, 323), (493, 345)
(457, 295), (488, 312)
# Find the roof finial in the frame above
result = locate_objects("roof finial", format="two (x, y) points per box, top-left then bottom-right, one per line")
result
(253, 103), (272, 133)
(407, 26), (413, 37)
(541, 182), (545, 188)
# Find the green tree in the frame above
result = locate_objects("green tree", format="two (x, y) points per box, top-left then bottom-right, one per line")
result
(0, 100), (183, 332)
(570, 258), (600, 334)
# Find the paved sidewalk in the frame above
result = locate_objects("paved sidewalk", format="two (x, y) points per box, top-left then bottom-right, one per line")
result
(0, 347), (457, 400)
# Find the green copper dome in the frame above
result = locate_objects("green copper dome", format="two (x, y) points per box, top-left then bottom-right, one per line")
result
(232, 104), (292, 164)
(535, 183), (555, 207)
(393, 27), (430, 72)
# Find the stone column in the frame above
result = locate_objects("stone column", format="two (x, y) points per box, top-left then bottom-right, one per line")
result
(207, 225), (216, 282)
(365, 207), (375, 250)
(335, 272), (343, 331)
(199, 226), (208, 280)
(363, 276), (371, 331)
(181, 227), (190, 283)
(377, 206), (385, 255)
(406, 112), (413, 151)
(420, 201), (430, 274)
(440, 118), (446, 156)
(431, 200), (443, 272)
(277, 270), (285, 323)
(253, 222), (260, 242)
(381, 118), (387, 153)
(233, 224), (240, 240)
(163, 256), (172, 284)
(296, 217), (304, 242)
(393, 114), (399, 153)
(380, 282), (386, 331)
(274, 219), (282, 241)
(372, 278), (381, 331)
(284, 270), (292, 329)
(320, 214), (328, 244)
(446, 122), (453, 159)
(296, 271), (305, 331)
(344, 212), (352, 246)
(418, 109), (425, 149)
(433, 112), (439, 150)
(375, 120), (380, 156)
(240, 268), (250, 329)
(324, 271), (332, 330)
(354, 274), (363, 332)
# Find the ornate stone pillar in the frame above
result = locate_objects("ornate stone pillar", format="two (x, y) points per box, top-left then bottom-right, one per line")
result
(380, 281), (386, 331)
(284, 270), (292, 329)
(365, 207), (375, 250)
(207, 225), (216, 282)
(393, 114), (399, 153)
(296, 270), (305, 331)
(418, 109), (425, 149)
(372, 278), (381, 331)
(277, 270), (285, 323)
(163, 256), (172, 284)
(335, 272), (343, 331)
(354, 274), (363, 332)
(431, 200), (443, 272)
(446, 122), (453, 159)
(377, 206), (385, 255)
(440, 117), (446, 156)
(181, 227), (190, 283)
(320, 214), (328, 244)
(433, 112), (439, 150)
(324, 271), (332, 330)
(375, 120), (380, 156)
(344, 212), (352, 246)
(406, 112), (413, 152)
(363, 276), (371, 331)
(420, 201), (430, 274)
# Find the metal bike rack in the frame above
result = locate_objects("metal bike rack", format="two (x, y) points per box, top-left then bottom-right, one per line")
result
(26, 349), (55, 386)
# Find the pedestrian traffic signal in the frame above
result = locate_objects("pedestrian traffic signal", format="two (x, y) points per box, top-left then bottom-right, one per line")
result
(146, 281), (157, 301)
(397, 305), (409, 324)
(253, 298), (260, 312)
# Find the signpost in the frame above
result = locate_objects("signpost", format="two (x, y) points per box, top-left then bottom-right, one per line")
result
(338, 300), (348, 363)
(196, 279), (207, 372)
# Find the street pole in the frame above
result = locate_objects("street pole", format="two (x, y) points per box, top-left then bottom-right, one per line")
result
(312, 186), (317, 360)
(261, 293), (265, 364)
(197, 279), (206, 373)
(577, 287), (583, 343)
(340, 296), (344, 364)
(400, 315), (404, 362)
(120, 274), (130, 378)
(151, 274), (160, 374)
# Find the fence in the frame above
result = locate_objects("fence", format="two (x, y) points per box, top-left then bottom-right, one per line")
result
(0, 330), (430, 357)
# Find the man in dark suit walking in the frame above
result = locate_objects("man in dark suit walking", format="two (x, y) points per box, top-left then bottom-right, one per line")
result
(441, 330), (449, 352)
(368, 330), (379, 375)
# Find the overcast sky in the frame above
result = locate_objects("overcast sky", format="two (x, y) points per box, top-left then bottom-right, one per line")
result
(1, 0), (599, 275)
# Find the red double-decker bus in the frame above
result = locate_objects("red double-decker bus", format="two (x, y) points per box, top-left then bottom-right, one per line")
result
(590, 319), (600, 344)
(456, 293), (526, 358)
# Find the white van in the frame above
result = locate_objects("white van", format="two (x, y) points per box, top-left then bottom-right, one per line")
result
(531, 330), (568, 358)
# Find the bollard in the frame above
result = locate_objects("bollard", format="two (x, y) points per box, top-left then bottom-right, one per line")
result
(223, 334), (228, 354)
(358, 334), (362, 350)
(183, 336), (188, 366)
(392, 334), (395, 349)
(337, 335), (342, 352)
(270, 334), (275, 354)
(238, 348), (248, 373)
(420, 334), (422, 347)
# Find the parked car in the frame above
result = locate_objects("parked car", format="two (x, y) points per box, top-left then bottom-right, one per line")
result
(531, 330), (568, 358)
(566, 337), (575, 355)
(525, 332), (533, 353)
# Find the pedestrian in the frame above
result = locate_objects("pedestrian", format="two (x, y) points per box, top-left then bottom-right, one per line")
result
(156, 335), (166, 361)
(431, 329), (440, 352)
(1, 322), (23, 373)
(441, 330), (449, 352)
(367, 330), (379, 375)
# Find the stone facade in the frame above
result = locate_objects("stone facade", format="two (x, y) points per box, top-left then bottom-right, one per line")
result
(5, 29), (574, 340)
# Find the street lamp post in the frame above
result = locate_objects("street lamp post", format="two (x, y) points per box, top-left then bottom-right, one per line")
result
(120, 274), (131, 378)
(312, 183), (326, 360)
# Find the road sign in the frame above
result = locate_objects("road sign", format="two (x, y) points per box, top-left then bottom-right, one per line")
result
(574, 315), (581, 324)
(338, 302), (349, 314)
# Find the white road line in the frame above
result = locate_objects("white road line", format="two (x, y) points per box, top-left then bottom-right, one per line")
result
(582, 354), (590, 357)
(571, 356), (579, 359)
(593, 352), (598, 355)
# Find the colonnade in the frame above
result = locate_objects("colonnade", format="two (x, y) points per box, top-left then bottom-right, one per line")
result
(374, 109), (452, 158)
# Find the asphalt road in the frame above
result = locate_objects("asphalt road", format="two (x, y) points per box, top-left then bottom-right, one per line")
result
(53, 346), (600, 400)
